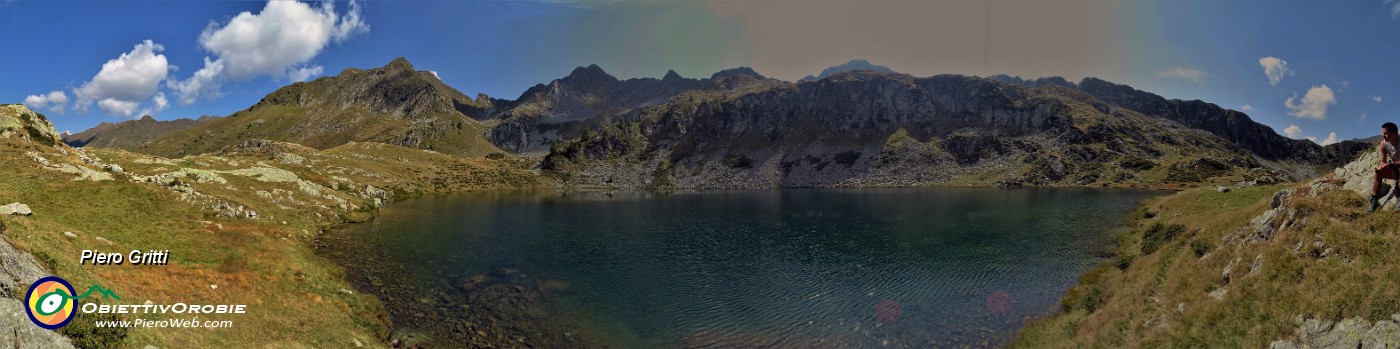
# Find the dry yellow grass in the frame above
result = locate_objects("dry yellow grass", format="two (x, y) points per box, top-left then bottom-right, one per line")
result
(1012, 182), (1400, 348)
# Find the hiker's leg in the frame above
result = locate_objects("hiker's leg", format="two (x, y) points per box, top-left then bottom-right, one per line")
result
(1376, 167), (1389, 198)
(1378, 164), (1400, 197)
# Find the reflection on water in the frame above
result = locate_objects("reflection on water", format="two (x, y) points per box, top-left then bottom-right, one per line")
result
(318, 187), (1162, 348)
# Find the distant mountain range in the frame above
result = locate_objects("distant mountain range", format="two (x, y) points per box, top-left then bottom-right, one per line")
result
(63, 58), (1370, 188)
(62, 115), (219, 149)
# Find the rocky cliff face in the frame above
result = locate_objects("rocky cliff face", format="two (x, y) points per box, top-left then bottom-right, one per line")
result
(119, 59), (1363, 186)
(139, 57), (502, 158)
(485, 65), (709, 153)
(542, 72), (1294, 189)
(1075, 77), (1361, 166)
(63, 115), (218, 149)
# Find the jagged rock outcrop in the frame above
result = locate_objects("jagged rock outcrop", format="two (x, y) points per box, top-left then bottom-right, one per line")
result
(985, 75), (1076, 89)
(1334, 147), (1400, 210)
(1270, 316), (1400, 349)
(486, 64), (706, 153)
(543, 72), (1291, 189)
(1223, 188), (1300, 247)
(0, 104), (61, 147)
(1076, 77), (1364, 167)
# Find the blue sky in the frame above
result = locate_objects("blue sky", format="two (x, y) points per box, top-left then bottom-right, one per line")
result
(2, 0), (1398, 145)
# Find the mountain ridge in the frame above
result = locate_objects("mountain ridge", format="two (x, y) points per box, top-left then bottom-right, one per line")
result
(136, 57), (502, 158)
(801, 59), (895, 81)
(59, 58), (1370, 190)
(63, 115), (219, 149)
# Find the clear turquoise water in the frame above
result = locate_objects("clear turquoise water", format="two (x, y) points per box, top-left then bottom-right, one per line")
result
(322, 187), (1162, 348)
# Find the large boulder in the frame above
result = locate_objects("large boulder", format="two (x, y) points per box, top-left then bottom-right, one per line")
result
(1334, 147), (1400, 210)
(0, 104), (63, 146)
(0, 238), (46, 298)
(0, 299), (75, 348)
(0, 203), (32, 216)
(1271, 316), (1400, 349)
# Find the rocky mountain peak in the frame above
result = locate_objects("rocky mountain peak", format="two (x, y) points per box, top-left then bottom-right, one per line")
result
(138, 115), (156, 122)
(662, 69), (684, 82)
(563, 64), (618, 87)
(802, 59), (894, 81)
(252, 57), (483, 120)
(384, 56), (415, 72)
(710, 67), (765, 80)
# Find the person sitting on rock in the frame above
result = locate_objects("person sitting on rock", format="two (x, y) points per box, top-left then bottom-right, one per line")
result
(1370, 122), (1400, 212)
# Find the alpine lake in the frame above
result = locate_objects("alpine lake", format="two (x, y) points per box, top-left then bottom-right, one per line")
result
(317, 187), (1163, 348)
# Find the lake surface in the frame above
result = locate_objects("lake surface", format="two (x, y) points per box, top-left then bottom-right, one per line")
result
(318, 187), (1162, 348)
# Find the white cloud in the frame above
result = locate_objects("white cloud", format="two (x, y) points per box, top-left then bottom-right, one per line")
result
(1284, 85), (1336, 120)
(24, 90), (69, 114)
(97, 98), (139, 116)
(201, 0), (365, 79)
(429, 71), (440, 80)
(1157, 66), (1211, 85)
(1284, 124), (1303, 138)
(136, 92), (170, 118)
(172, 0), (366, 104)
(1259, 57), (1294, 86)
(1241, 104), (1252, 111)
(1319, 132), (1339, 146)
(74, 40), (171, 115)
(168, 57), (225, 105)
(154, 91), (169, 111)
(288, 65), (324, 82)
(1305, 132), (1338, 145)
(1363, 113), (1370, 122)
(1374, 96), (1384, 103)
(1389, 0), (1400, 17)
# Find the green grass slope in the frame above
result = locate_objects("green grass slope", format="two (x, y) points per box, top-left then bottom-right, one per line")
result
(138, 58), (502, 159)
(1, 103), (545, 348)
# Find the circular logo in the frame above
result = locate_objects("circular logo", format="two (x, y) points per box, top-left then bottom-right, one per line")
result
(25, 276), (76, 330)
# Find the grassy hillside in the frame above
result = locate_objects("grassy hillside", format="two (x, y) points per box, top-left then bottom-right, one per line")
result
(0, 104), (546, 348)
(138, 104), (499, 159)
(1011, 172), (1400, 347)
(137, 58), (503, 159)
